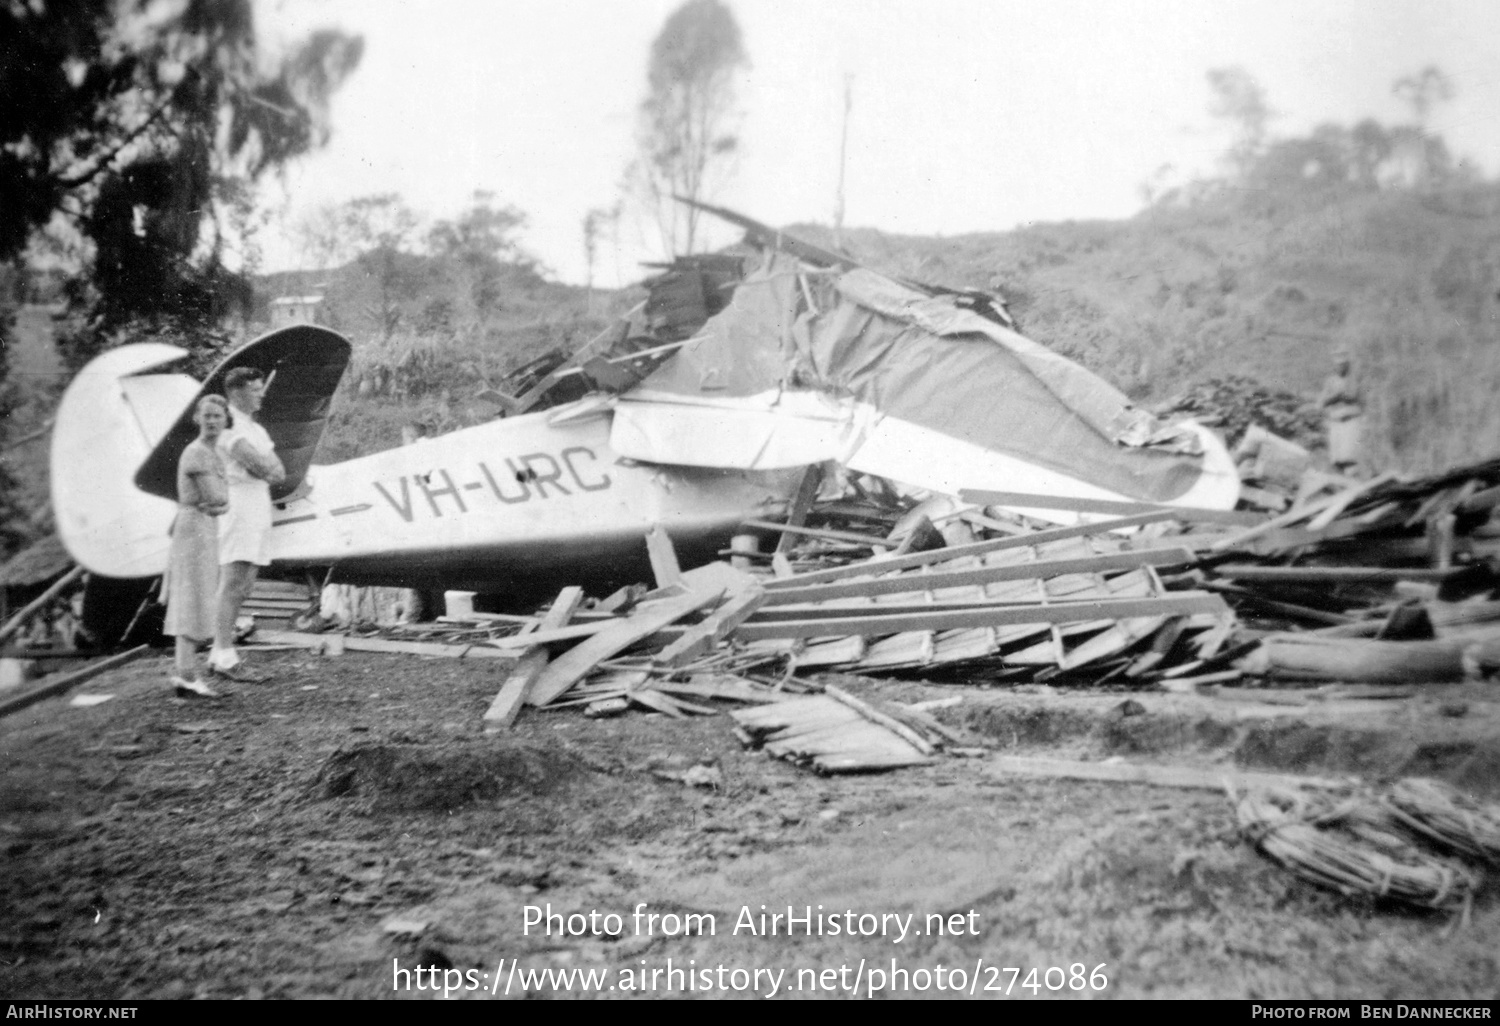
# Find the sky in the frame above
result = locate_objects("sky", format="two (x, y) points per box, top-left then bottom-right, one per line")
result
(254, 0), (1500, 286)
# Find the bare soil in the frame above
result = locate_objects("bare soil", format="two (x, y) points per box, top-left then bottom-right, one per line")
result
(2, 649), (1498, 1000)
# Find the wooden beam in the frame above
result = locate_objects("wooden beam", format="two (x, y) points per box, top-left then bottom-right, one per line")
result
(484, 586), (584, 730)
(960, 489), (1266, 526)
(257, 629), (512, 658)
(0, 644), (149, 719)
(644, 526), (683, 590)
(1458, 483), (1500, 515)
(1241, 633), (1472, 683)
(823, 684), (936, 755)
(762, 510), (1178, 590)
(741, 517), (893, 548)
(762, 547), (1195, 606)
(732, 592), (1228, 640)
(984, 755), (1345, 793)
(1214, 564), (1468, 584)
(777, 464), (825, 555)
(0, 565), (84, 645)
(1306, 471), (1401, 531)
(1211, 472), (1396, 552)
(653, 585), (766, 668)
(1200, 581), (1355, 626)
(510, 301), (646, 413)
(483, 620), (609, 649)
(528, 589), (725, 707)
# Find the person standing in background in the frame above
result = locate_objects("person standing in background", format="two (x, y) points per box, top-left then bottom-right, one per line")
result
(209, 367), (285, 681)
(1319, 346), (1365, 477)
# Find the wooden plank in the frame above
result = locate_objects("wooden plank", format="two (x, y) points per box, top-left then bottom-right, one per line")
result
(733, 592), (1228, 640)
(654, 585), (766, 668)
(777, 464), (825, 555)
(644, 525), (683, 589)
(0, 645), (149, 719)
(753, 596), (1154, 622)
(1058, 616), (1168, 671)
(680, 561), (759, 595)
(627, 688), (688, 719)
(1214, 564), (1466, 584)
(510, 301), (645, 413)
(651, 678), (783, 704)
(256, 629), (511, 658)
(0, 565), (83, 645)
(823, 684), (937, 755)
(959, 489), (1265, 526)
(762, 548), (1194, 606)
(528, 589), (724, 707)
(763, 511), (1176, 590)
(1458, 483), (1500, 515)
(741, 517), (893, 548)
(1306, 470), (1400, 531)
(1241, 634), (1471, 683)
(1200, 582), (1355, 626)
(485, 587), (583, 729)
(1211, 472), (1396, 552)
(984, 755), (1345, 793)
(485, 620), (611, 649)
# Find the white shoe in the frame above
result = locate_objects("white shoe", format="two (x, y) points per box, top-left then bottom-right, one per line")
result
(170, 676), (220, 699)
(207, 647), (241, 672)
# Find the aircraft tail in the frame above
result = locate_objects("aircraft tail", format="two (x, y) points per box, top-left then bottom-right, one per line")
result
(51, 344), (201, 578)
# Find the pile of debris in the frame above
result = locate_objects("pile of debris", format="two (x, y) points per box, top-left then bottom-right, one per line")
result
(225, 444), (1500, 776)
(1156, 375), (1324, 451)
(1195, 455), (1500, 684)
(1234, 776), (1500, 911)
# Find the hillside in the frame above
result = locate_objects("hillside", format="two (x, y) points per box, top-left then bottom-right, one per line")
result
(790, 183), (1500, 474)
(252, 257), (640, 462)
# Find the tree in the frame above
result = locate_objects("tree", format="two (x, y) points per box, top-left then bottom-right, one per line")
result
(427, 191), (537, 322)
(1207, 66), (1274, 180)
(1393, 65), (1454, 129)
(2, 0), (363, 373)
(582, 202), (622, 309)
(328, 193), (423, 339)
(1391, 66), (1456, 188)
(630, 0), (748, 257)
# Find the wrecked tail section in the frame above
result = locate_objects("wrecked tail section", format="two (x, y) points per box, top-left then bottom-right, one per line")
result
(51, 343), (200, 578)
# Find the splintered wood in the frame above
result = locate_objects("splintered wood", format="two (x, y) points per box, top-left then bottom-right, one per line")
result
(730, 694), (935, 774)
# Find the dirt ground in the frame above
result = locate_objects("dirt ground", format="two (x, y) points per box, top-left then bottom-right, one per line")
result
(2, 647), (1498, 1001)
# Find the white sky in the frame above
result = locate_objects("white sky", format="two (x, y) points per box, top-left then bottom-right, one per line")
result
(254, 0), (1500, 286)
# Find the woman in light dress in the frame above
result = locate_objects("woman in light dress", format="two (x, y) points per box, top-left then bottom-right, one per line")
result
(163, 395), (230, 697)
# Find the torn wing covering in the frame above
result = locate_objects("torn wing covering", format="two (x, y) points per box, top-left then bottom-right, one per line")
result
(613, 254), (1216, 505)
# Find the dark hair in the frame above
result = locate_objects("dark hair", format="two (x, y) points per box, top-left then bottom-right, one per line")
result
(224, 367), (265, 392)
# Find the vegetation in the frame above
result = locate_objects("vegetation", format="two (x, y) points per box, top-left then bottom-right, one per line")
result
(0, 0), (362, 561)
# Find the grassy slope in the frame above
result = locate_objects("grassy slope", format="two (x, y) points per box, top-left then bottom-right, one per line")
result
(794, 183), (1500, 474)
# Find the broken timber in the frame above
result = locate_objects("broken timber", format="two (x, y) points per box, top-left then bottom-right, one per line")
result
(0, 644), (149, 719)
(730, 693), (935, 773)
(484, 586), (583, 730)
(733, 592), (1228, 640)
(958, 489), (1267, 526)
(527, 589), (725, 707)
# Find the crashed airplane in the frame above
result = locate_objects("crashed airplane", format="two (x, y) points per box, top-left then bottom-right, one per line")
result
(51, 203), (1238, 609)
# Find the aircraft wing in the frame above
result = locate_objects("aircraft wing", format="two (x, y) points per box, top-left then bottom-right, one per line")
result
(134, 324), (351, 503)
(610, 246), (1239, 513)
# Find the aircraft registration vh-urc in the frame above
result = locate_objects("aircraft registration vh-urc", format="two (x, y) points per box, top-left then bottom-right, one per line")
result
(50, 206), (1239, 619)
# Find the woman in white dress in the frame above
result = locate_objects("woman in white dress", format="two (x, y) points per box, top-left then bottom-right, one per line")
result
(163, 395), (229, 697)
